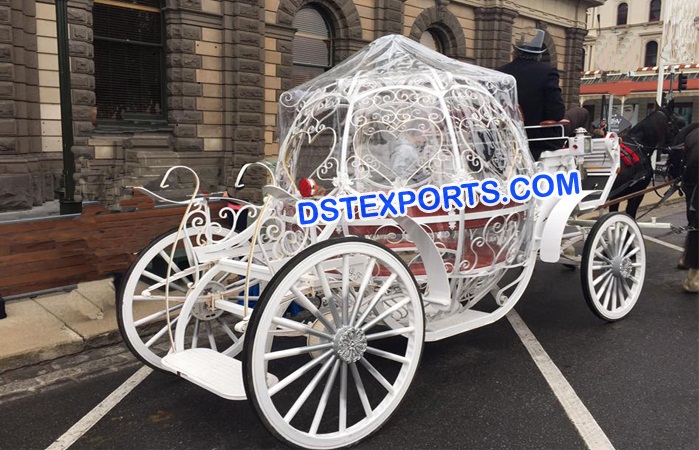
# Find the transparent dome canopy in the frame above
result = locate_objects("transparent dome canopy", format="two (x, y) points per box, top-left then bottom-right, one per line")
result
(276, 34), (536, 195)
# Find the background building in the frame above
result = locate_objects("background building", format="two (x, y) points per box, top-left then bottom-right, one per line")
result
(581, 0), (699, 125)
(0, 0), (599, 212)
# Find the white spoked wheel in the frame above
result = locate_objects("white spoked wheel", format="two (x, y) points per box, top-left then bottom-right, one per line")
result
(581, 212), (646, 321)
(117, 227), (253, 372)
(244, 237), (424, 449)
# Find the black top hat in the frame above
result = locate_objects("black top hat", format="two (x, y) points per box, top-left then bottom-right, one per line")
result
(514, 29), (546, 54)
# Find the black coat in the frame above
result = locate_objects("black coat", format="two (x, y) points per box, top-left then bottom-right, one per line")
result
(498, 58), (566, 156)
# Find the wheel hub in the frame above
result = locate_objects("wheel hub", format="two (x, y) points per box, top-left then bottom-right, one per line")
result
(192, 281), (225, 321)
(611, 257), (633, 278)
(333, 326), (367, 363)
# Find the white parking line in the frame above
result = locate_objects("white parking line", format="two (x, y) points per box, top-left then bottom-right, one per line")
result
(507, 311), (615, 450)
(643, 235), (684, 252)
(45, 366), (152, 450)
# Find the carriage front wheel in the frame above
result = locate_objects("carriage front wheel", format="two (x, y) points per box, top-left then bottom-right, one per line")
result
(581, 212), (646, 321)
(243, 237), (425, 449)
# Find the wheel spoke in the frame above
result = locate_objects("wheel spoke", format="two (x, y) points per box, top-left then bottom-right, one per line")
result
(315, 263), (333, 299)
(265, 343), (334, 361)
(144, 316), (179, 348)
(599, 235), (613, 256)
(290, 286), (336, 333)
(592, 269), (613, 288)
(134, 303), (183, 327)
(205, 321), (217, 351)
(606, 227), (617, 255)
(365, 326), (415, 341)
(353, 273), (398, 327)
(364, 346), (410, 364)
(361, 296), (411, 332)
(271, 316), (334, 341)
(614, 278), (625, 311)
(349, 258), (377, 326)
(350, 362), (373, 419)
(618, 227), (635, 257)
(158, 249), (187, 275)
(341, 256), (350, 326)
(339, 362), (348, 432)
(619, 276), (632, 298)
(283, 355), (337, 423)
(133, 294), (187, 302)
(591, 264), (612, 271)
(216, 317), (239, 343)
(191, 319), (200, 349)
(594, 250), (612, 264)
(309, 359), (341, 434)
(623, 246), (641, 259)
(269, 350), (334, 397)
(601, 277), (614, 310)
(358, 357), (394, 394)
(141, 270), (188, 293)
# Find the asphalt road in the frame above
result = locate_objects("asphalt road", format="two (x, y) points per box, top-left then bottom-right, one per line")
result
(0, 202), (696, 450)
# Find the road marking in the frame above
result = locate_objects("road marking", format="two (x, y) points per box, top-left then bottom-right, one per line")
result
(507, 311), (615, 450)
(643, 235), (684, 252)
(45, 366), (152, 450)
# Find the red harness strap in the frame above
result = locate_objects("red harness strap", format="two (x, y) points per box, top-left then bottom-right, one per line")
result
(619, 142), (641, 167)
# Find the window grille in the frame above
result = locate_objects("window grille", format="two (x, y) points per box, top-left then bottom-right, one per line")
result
(292, 7), (332, 87)
(93, 0), (165, 125)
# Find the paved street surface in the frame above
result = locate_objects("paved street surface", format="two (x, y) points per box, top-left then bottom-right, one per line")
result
(0, 202), (696, 450)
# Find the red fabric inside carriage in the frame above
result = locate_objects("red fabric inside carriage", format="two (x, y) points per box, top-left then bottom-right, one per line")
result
(348, 202), (521, 274)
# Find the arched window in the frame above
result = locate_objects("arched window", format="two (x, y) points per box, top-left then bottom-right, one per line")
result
(419, 29), (444, 54)
(292, 7), (333, 86)
(617, 3), (628, 25)
(644, 41), (658, 67)
(649, 0), (661, 21)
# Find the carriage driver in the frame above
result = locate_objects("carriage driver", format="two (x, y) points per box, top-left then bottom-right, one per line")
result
(498, 29), (566, 160)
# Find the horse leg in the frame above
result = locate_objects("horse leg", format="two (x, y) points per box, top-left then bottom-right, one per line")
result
(625, 195), (643, 219)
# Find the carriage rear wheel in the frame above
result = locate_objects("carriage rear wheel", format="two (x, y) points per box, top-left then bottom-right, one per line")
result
(581, 213), (646, 321)
(117, 227), (246, 372)
(243, 237), (424, 449)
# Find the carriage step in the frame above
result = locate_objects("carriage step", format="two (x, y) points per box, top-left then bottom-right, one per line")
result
(162, 348), (277, 400)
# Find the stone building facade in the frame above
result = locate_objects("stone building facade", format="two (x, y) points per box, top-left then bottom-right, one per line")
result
(580, 0), (699, 125)
(0, 0), (600, 212)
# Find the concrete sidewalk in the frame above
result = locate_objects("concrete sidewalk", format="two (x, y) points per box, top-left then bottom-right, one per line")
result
(0, 190), (686, 374)
(0, 279), (120, 373)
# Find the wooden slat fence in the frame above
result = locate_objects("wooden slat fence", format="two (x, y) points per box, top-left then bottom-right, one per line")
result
(0, 193), (229, 297)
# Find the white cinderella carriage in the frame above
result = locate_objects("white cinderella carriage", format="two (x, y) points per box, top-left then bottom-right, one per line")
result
(117, 35), (643, 449)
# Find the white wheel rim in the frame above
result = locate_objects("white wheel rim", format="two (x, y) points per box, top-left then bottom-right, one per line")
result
(249, 241), (424, 449)
(586, 215), (645, 320)
(120, 229), (249, 370)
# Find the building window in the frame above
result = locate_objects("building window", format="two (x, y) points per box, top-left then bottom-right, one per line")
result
(93, 0), (164, 125)
(644, 41), (658, 67)
(292, 7), (333, 87)
(675, 102), (693, 125)
(617, 3), (628, 25)
(649, 0), (661, 21)
(419, 29), (444, 54)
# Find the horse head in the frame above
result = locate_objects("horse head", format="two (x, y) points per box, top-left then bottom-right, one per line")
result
(623, 101), (685, 155)
(657, 100), (686, 145)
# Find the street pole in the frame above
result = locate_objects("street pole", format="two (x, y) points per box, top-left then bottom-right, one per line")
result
(656, 0), (674, 105)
